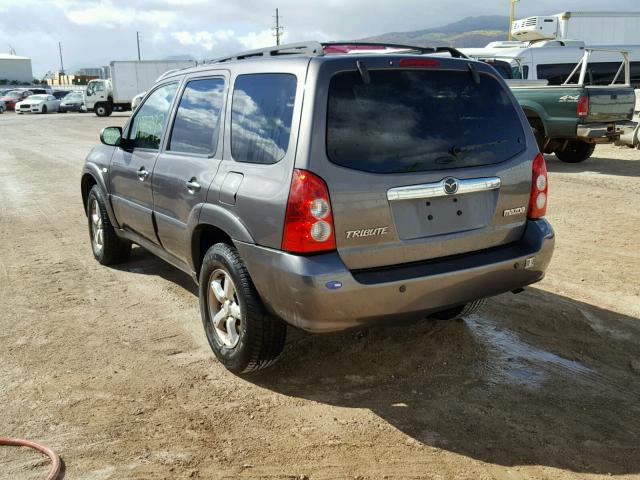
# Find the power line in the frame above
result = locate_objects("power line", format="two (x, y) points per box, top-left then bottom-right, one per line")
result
(272, 8), (283, 46)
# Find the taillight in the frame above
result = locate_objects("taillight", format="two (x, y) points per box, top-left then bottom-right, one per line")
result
(399, 59), (440, 68)
(577, 95), (589, 117)
(282, 169), (336, 253)
(528, 153), (548, 219)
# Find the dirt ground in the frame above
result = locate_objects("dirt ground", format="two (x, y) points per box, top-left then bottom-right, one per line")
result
(1, 111), (639, 480)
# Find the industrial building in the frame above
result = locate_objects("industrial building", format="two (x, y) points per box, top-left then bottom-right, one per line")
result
(0, 53), (33, 83)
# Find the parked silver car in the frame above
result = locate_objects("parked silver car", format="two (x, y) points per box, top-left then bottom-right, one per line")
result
(81, 42), (554, 374)
(59, 91), (86, 113)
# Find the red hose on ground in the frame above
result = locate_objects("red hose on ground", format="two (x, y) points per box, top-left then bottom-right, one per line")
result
(0, 437), (62, 480)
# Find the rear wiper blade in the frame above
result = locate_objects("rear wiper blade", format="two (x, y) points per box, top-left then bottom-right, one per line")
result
(450, 139), (508, 155)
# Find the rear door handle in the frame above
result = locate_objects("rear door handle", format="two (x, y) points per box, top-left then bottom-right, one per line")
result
(137, 167), (149, 181)
(186, 178), (201, 193)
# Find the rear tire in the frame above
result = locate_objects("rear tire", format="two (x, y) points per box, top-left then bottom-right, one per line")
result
(86, 185), (131, 265)
(430, 299), (487, 321)
(199, 243), (286, 374)
(554, 140), (595, 163)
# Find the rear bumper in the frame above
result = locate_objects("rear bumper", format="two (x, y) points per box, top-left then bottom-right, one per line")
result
(235, 219), (555, 333)
(577, 121), (635, 141)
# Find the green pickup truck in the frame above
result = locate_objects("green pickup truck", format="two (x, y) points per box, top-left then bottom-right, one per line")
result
(510, 83), (635, 162)
(484, 49), (636, 162)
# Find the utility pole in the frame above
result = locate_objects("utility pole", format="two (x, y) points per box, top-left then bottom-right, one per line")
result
(508, 0), (519, 41)
(58, 41), (65, 86)
(8, 44), (16, 55)
(273, 8), (283, 46)
(136, 31), (141, 60)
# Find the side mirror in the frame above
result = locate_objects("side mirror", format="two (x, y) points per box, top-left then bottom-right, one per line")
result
(100, 126), (123, 147)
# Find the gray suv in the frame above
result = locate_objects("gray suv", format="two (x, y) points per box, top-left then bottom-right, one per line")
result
(81, 42), (554, 374)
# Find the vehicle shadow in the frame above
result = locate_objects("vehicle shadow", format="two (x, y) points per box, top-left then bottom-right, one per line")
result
(112, 246), (198, 296)
(251, 287), (640, 475)
(545, 152), (640, 177)
(110, 249), (640, 474)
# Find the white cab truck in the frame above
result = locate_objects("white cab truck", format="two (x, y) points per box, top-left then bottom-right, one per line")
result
(85, 60), (194, 116)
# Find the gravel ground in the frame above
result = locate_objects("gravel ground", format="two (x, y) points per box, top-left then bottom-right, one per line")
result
(1, 111), (639, 480)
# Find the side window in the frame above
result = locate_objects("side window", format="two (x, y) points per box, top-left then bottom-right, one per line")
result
(512, 65), (529, 79)
(129, 83), (178, 150)
(168, 78), (225, 155)
(231, 73), (296, 164)
(631, 62), (640, 89)
(587, 62), (631, 85)
(537, 63), (575, 85)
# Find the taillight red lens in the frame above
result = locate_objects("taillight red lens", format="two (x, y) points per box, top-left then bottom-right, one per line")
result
(399, 59), (440, 68)
(528, 153), (548, 219)
(577, 95), (589, 117)
(282, 169), (336, 253)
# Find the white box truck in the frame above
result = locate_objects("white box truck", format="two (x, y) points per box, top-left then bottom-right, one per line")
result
(511, 11), (640, 45)
(85, 60), (195, 116)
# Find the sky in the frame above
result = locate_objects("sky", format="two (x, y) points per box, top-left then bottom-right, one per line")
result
(1, 0), (638, 77)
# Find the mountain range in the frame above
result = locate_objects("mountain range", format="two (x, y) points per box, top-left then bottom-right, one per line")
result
(360, 15), (510, 48)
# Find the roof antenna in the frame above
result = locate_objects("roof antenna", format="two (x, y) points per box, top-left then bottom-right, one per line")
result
(356, 60), (370, 84)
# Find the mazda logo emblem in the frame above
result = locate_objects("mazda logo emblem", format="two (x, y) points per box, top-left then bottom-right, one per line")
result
(443, 177), (459, 195)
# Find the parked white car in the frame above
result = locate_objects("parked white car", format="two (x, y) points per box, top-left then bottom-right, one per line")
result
(15, 94), (60, 114)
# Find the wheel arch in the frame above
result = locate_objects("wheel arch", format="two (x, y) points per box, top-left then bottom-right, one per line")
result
(190, 205), (255, 275)
(81, 165), (119, 227)
(522, 107), (547, 137)
(191, 223), (233, 276)
(81, 172), (97, 214)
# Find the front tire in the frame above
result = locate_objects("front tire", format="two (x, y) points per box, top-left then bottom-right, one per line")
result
(86, 185), (131, 265)
(431, 299), (487, 321)
(199, 243), (286, 374)
(41, 105), (47, 114)
(95, 103), (109, 117)
(555, 140), (595, 163)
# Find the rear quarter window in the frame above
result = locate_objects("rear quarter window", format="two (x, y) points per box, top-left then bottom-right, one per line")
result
(326, 68), (525, 174)
(231, 73), (296, 164)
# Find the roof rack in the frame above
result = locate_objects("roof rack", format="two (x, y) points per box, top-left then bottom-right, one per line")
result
(207, 41), (467, 64)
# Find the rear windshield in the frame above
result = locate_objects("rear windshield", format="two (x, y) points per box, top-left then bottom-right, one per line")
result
(326, 69), (525, 173)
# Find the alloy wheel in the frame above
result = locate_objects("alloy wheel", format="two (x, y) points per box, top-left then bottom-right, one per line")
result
(207, 269), (242, 348)
(90, 198), (104, 254)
